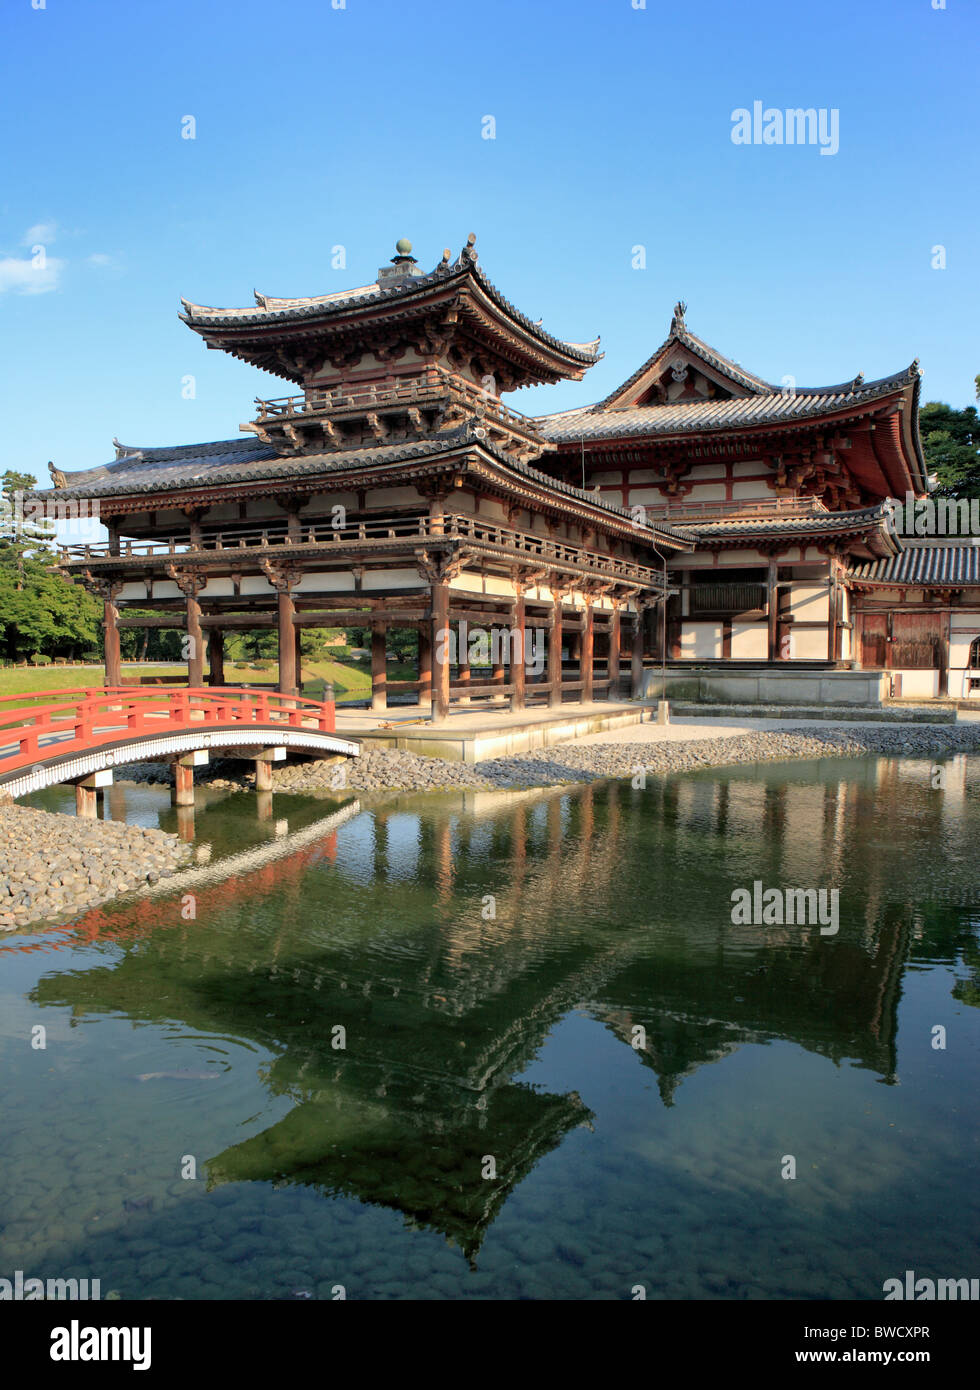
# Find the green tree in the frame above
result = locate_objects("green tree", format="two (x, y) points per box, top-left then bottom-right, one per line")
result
(921, 378), (980, 497)
(0, 470), (102, 662)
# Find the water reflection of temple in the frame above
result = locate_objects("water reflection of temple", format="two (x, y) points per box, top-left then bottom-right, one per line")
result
(28, 754), (980, 1257)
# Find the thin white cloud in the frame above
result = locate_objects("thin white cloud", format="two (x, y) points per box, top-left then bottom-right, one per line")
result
(86, 252), (113, 266)
(0, 254), (65, 295)
(21, 221), (57, 247)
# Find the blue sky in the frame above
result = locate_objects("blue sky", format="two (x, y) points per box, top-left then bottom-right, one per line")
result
(2, 0), (977, 486)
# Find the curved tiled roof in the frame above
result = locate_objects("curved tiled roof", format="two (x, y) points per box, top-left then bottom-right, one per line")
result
(596, 323), (775, 405)
(180, 259), (601, 366)
(35, 430), (689, 541)
(675, 502), (898, 540)
(537, 366), (921, 443)
(849, 544), (980, 586)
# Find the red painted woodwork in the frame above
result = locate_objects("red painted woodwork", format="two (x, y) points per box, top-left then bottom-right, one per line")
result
(0, 686), (336, 783)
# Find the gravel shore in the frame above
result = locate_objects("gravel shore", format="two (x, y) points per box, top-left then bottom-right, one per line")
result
(0, 802), (191, 932)
(109, 723), (980, 795)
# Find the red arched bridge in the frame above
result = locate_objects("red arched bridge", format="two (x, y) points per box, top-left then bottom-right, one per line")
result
(0, 687), (359, 802)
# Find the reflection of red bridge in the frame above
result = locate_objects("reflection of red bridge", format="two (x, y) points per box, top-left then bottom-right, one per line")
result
(0, 686), (359, 798)
(0, 799), (361, 956)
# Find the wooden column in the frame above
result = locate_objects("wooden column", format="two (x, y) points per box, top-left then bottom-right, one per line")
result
(295, 629), (303, 694)
(432, 578), (451, 722)
(186, 592), (204, 688)
(548, 595), (564, 708)
(103, 598), (122, 688)
(512, 591), (526, 712)
(828, 574), (841, 663)
(630, 607), (645, 699)
(767, 557), (779, 662)
(185, 506), (204, 550)
(418, 626), (432, 708)
(582, 604), (595, 704)
(371, 622), (387, 712)
(609, 603), (621, 698)
(277, 589), (297, 695)
(207, 628), (225, 688)
(457, 624), (471, 704)
(491, 619), (506, 699)
(939, 604), (951, 697)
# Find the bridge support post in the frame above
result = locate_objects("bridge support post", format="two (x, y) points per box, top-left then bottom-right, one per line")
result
(171, 749), (209, 806)
(253, 746), (286, 792)
(73, 769), (113, 819)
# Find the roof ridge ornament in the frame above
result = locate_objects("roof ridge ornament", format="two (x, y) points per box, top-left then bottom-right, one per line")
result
(112, 437), (143, 461)
(47, 460), (67, 489)
(456, 232), (478, 269)
(671, 300), (687, 332)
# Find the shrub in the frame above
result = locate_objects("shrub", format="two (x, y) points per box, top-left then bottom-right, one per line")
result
(32, 653), (52, 666)
(251, 659), (274, 670)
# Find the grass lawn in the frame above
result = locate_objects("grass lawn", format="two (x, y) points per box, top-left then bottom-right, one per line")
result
(0, 658), (419, 706)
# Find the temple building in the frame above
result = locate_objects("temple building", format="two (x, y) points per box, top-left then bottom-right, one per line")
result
(47, 236), (980, 706)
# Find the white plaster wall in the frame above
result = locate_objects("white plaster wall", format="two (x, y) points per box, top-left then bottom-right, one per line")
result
(200, 578), (235, 598)
(789, 585), (830, 620)
(792, 627), (830, 659)
(365, 487), (422, 508)
(150, 581), (181, 599)
(362, 568), (419, 590)
(240, 576), (276, 596)
(118, 582), (149, 602)
(892, 669), (939, 698)
(731, 480), (774, 499)
(294, 572), (356, 593)
(731, 623), (768, 659)
(303, 492), (359, 515)
(680, 622), (723, 658)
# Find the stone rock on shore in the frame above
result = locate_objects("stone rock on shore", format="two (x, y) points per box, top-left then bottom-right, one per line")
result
(474, 723), (980, 789)
(0, 802), (191, 932)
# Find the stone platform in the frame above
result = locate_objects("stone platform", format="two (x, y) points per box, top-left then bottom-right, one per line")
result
(334, 700), (651, 763)
(669, 702), (957, 724)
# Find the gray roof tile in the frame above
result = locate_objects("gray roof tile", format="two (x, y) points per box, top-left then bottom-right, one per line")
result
(849, 545), (980, 586)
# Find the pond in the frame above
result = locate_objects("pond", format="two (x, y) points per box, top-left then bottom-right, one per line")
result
(1, 755), (978, 1299)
